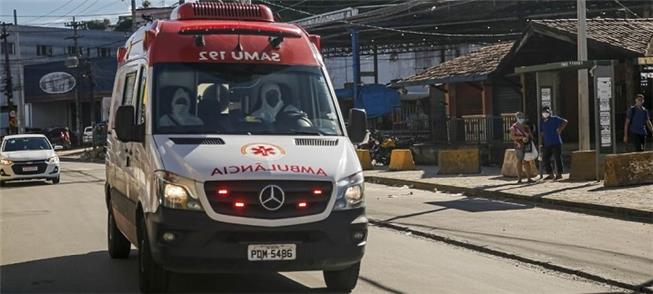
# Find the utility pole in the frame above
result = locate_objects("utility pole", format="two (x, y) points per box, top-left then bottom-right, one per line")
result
(131, 0), (137, 32)
(577, 0), (590, 151)
(1, 22), (16, 135)
(65, 17), (84, 145)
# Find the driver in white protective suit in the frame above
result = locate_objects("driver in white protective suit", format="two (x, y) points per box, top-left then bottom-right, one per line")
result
(159, 88), (204, 127)
(251, 83), (284, 123)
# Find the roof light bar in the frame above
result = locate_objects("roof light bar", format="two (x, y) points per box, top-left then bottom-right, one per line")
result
(173, 2), (274, 22)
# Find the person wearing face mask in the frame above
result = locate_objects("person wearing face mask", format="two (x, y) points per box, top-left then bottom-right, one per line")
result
(624, 94), (653, 152)
(539, 106), (568, 180)
(510, 112), (535, 184)
(159, 88), (204, 127)
(252, 83), (285, 123)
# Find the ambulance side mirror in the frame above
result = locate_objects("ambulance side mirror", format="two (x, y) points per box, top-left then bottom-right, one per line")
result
(348, 108), (367, 144)
(115, 105), (138, 142)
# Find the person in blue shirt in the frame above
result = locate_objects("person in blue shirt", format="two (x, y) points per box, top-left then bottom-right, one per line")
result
(624, 94), (653, 152)
(539, 106), (568, 180)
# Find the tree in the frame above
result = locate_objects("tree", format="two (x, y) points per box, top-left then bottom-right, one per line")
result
(114, 17), (132, 32)
(84, 19), (111, 30)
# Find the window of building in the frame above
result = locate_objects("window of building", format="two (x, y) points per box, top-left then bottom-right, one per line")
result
(36, 45), (53, 56)
(66, 46), (81, 56)
(97, 47), (111, 58)
(1, 42), (15, 55)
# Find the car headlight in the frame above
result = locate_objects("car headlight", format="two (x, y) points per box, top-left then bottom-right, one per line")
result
(0, 158), (12, 165)
(334, 172), (364, 210)
(154, 171), (203, 211)
(48, 156), (59, 164)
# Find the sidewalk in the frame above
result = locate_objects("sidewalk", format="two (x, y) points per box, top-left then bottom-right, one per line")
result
(55, 148), (88, 157)
(364, 166), (653, 222)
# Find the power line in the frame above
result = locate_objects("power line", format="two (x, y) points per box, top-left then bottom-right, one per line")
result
(612, 0), (640, 17)
(256, 0), (521, 38)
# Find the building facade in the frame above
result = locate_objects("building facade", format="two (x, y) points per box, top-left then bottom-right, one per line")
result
(1, 25), (126, 136)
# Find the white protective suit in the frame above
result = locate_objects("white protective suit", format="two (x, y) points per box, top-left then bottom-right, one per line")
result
(159, 88), (204, 127)
(252, 83), (284, 123)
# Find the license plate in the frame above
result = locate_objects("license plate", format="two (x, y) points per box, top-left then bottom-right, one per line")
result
(22, 166), (38, 172)
(247, 244), (296, 261)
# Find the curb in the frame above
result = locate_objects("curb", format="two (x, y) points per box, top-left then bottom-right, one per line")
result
(370, 219), (652, 293)
(365, 176), (653, 224)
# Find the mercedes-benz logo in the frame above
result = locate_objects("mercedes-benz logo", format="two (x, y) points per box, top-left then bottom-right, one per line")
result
(259, 185), (285, 211)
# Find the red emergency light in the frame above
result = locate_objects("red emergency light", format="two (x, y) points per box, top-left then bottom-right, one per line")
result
(297, 201), (308, 209)
(234, 201), (246, 208)
(173, 2), (274, 22)
(217, 188), (229, 197)
(312, 189), (323, 196)
(178, 23), (303, 38)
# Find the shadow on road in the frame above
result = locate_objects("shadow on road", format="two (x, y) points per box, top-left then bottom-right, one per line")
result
(426, 197), (532, 213)
(1, 251), (341, 293)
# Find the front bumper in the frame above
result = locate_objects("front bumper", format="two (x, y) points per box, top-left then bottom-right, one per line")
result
(145, 207), (367, 273)
(0, 162), (59, 181)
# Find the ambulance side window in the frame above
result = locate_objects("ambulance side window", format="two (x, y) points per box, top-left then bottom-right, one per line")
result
(122, 71), (137, 107)
(135, 66), (147, 125)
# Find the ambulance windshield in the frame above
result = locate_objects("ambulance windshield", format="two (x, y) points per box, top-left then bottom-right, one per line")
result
(153, 63), (342, 136)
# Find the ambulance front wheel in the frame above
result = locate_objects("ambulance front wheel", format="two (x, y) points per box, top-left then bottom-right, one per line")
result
(138, 215), (169, 293)
(323, 262), (361, 292)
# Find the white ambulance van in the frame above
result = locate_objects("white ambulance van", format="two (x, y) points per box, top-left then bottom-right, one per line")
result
(105, 2), (368, 292)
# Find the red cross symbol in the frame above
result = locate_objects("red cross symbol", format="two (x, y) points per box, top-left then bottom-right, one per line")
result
(251, 145), (276, 157)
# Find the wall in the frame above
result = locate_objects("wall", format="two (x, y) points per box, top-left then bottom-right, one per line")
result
(30, 101), (69, 128)
(324, 44), (480, 88)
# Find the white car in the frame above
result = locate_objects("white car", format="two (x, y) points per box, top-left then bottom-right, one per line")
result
(82, 126), (94, 145)
(0, 134), (61, 186)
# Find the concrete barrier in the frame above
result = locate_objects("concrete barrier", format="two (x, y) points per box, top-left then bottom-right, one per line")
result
(388, 149), (415, 171)
(410, 144), (439, 165)
(355, 149), (374, 170)
(438, 148), (481, 174)
(604, 151), (653, 187)
(501, 149), (538, 178)
(570, 151), (603, 181)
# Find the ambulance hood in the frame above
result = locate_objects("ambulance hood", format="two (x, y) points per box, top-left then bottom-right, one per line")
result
(153, 135), (360, 183)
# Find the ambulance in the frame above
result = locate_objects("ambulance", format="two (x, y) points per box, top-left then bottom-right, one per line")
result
(105, 1), (368, 292)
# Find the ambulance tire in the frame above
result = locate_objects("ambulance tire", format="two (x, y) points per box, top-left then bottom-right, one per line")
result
(0, 180), (5, 187)
(138, 215), (169, 293)
(107, 208), (130, 259)
(323, 262), (360, 292)
(51, 177), (60, 184)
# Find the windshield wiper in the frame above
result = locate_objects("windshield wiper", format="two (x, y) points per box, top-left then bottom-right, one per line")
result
(286, 129), (324, 136)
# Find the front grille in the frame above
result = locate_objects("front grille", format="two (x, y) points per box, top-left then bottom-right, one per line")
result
(204, 180), (332, 219)
(294, 138), (339, 146)
(11, 160), (48, 175)
(170, 137), (225, 145)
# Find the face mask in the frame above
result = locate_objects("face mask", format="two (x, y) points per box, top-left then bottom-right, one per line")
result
(542, 113), (550, 118)
(171, 91), (190, 117)
(252, 86), (283, 123)
(517, 118), (525, 124)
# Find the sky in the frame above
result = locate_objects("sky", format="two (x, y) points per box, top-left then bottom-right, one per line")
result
(0, 0), (175, 27)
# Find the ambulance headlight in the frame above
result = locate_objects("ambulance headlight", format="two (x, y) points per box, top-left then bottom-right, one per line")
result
(154, 171), (202, 211)
(334, 172), (364, 210)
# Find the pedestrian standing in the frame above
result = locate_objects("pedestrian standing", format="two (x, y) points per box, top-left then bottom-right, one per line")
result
(539, 106), (568, 180)
(510, 112), (535, 184)
(624, 94), (653, 152)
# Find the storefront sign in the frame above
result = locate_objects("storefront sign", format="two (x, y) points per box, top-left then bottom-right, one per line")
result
(638, 57), (653, 65)
(541, 87), (552, 109)
(597, 77), (612, 147)
(39, 72), (76, 94)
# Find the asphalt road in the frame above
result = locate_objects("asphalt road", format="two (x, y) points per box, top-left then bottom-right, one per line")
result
(1, 161), (620, 293)
(364, 183), (653, 289)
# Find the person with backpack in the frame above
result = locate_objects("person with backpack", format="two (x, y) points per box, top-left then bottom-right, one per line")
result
(510, 112), (536, 184)
(624, 94), (653, 152)
(539, 106), (568, 180)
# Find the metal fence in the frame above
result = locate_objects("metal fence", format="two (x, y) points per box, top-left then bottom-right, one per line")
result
(445, 114), (515, 145)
